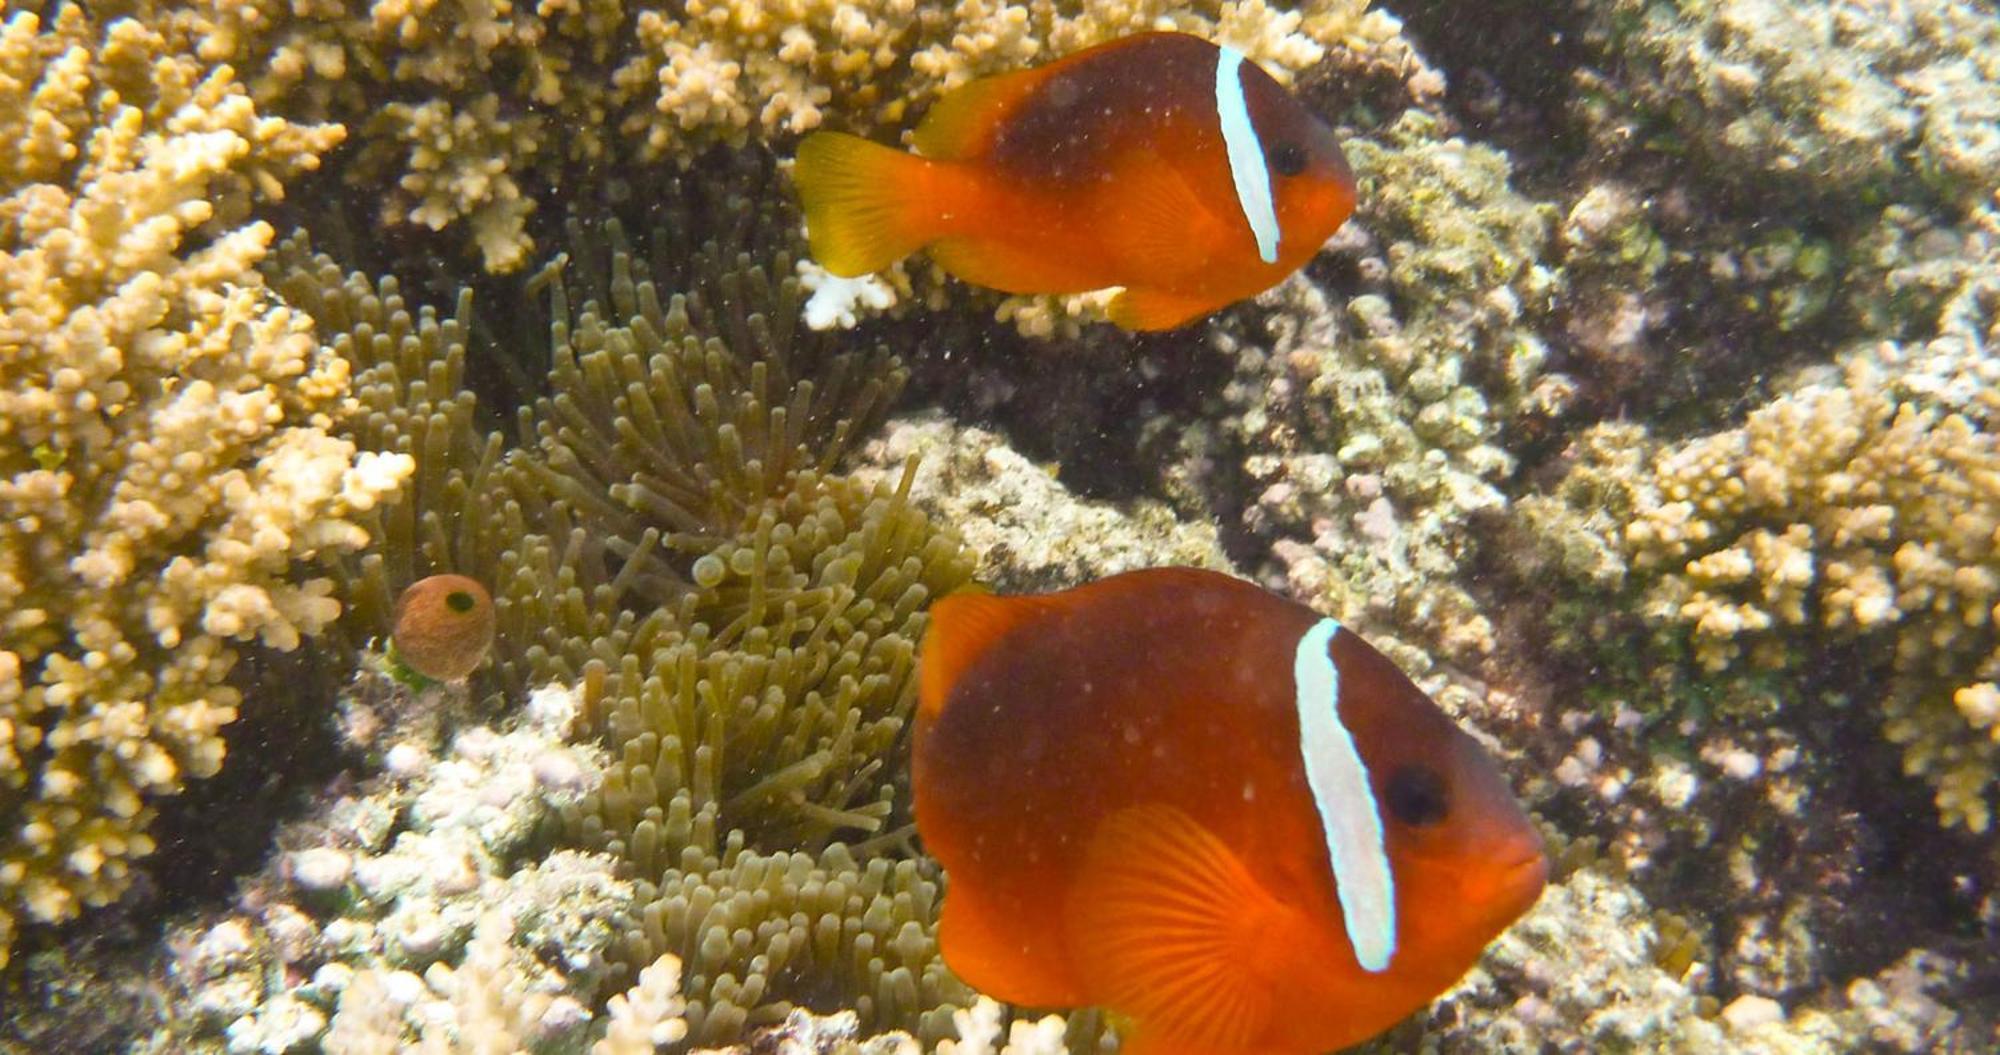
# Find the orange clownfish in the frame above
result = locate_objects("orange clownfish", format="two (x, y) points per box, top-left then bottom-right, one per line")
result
(793, 32), (1357, 331)
(913, 568), (1547, 1055)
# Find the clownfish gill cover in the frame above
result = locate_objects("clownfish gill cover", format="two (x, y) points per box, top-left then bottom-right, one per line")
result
(2, 3), (1995, 1053)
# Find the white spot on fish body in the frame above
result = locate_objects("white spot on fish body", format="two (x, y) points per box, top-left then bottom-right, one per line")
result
(1293, 618), (1397, 972)
(1215, 47), (1281, 264)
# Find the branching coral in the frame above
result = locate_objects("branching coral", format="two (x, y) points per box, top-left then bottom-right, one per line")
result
(1620, 344), (2000, 831)
(139, 0), (1408, 271)
(1516, 260), (1999, 832)
(0, 4), (390, 967)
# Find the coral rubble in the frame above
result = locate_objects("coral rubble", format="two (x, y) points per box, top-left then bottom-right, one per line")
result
(136, 681), (636, 1053)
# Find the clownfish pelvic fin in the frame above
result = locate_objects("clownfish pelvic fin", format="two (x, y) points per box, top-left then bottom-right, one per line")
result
(795, 132), (942, 276)
(1066, 804), (1289, 1055)
(936, 873), (1090, 1007)
(1108, 285), (1220, 331)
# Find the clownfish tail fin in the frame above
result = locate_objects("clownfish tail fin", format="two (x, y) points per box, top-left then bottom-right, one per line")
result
(794, 132), (938, 277)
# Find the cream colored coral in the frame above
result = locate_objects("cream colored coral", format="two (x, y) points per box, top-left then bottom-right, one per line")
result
(362, 93), (542, 272)
(1624, 349), (2000, 830)
(0, 4), (397, 967)
(142, 0), (1408, 270)
(592, 951), (689, 1055)
(937, 998), (1072, 1055)
(620, 0), (1394, 162)
(326, 912), (687, 1054)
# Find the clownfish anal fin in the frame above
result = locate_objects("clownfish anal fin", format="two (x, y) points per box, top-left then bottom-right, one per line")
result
(1117, 1035), (1234, 1055)
(1108, 286), (1216, 331)
(937, 876), (1088, 1006)
(919, 591), (1055, 719)
(1066, 804), (1284, 1053)
(928, 236), (1084, 296)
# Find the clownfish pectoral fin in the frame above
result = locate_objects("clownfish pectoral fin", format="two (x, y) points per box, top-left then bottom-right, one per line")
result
(1097, 156), (1229, 330)
(919, 591), (1057, 720)
(1066, 804), (1284, 1053)
(937, 875), (1089, 1007)
(1099, 148), (1230, 277)
(1107, 286), (1217, 331)
(794, 132), (939, 277)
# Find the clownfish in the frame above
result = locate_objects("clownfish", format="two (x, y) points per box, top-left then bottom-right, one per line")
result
(912, 568), (1547, 1055)
(793, 32), (1356, 331)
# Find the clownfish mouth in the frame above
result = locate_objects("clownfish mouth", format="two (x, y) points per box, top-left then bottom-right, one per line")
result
(1493, 849), (1550, 918)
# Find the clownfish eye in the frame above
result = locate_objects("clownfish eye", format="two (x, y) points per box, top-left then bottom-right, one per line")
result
(1385, 765), (1450, 827)
(1270, 142), (1308, 177)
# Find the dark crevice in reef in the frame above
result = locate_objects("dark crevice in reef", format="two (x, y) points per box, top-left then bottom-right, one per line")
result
(1380, 0), (1598, 198)
(0, 919), (165, 1055)
(147, 648), (358, 917)
(1378, 0), (1881, 448)
(898, 315), (1235, 505)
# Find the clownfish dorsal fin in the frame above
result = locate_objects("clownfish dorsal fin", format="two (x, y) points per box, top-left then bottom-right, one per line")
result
(910, 67), (1052, 160)
(918, 587), (1055, 720)
(912, 34), (1173, 159)
(1065, 804), (1285, 1054)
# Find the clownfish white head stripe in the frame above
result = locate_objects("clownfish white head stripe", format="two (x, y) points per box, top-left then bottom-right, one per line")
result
(1293, 617), (1397, 972)
(1214, 46), (1281, 265)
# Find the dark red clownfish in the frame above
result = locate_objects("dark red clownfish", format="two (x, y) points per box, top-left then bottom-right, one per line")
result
(793, 32), (1356, 331)
(912, 568), (1547, 1055)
